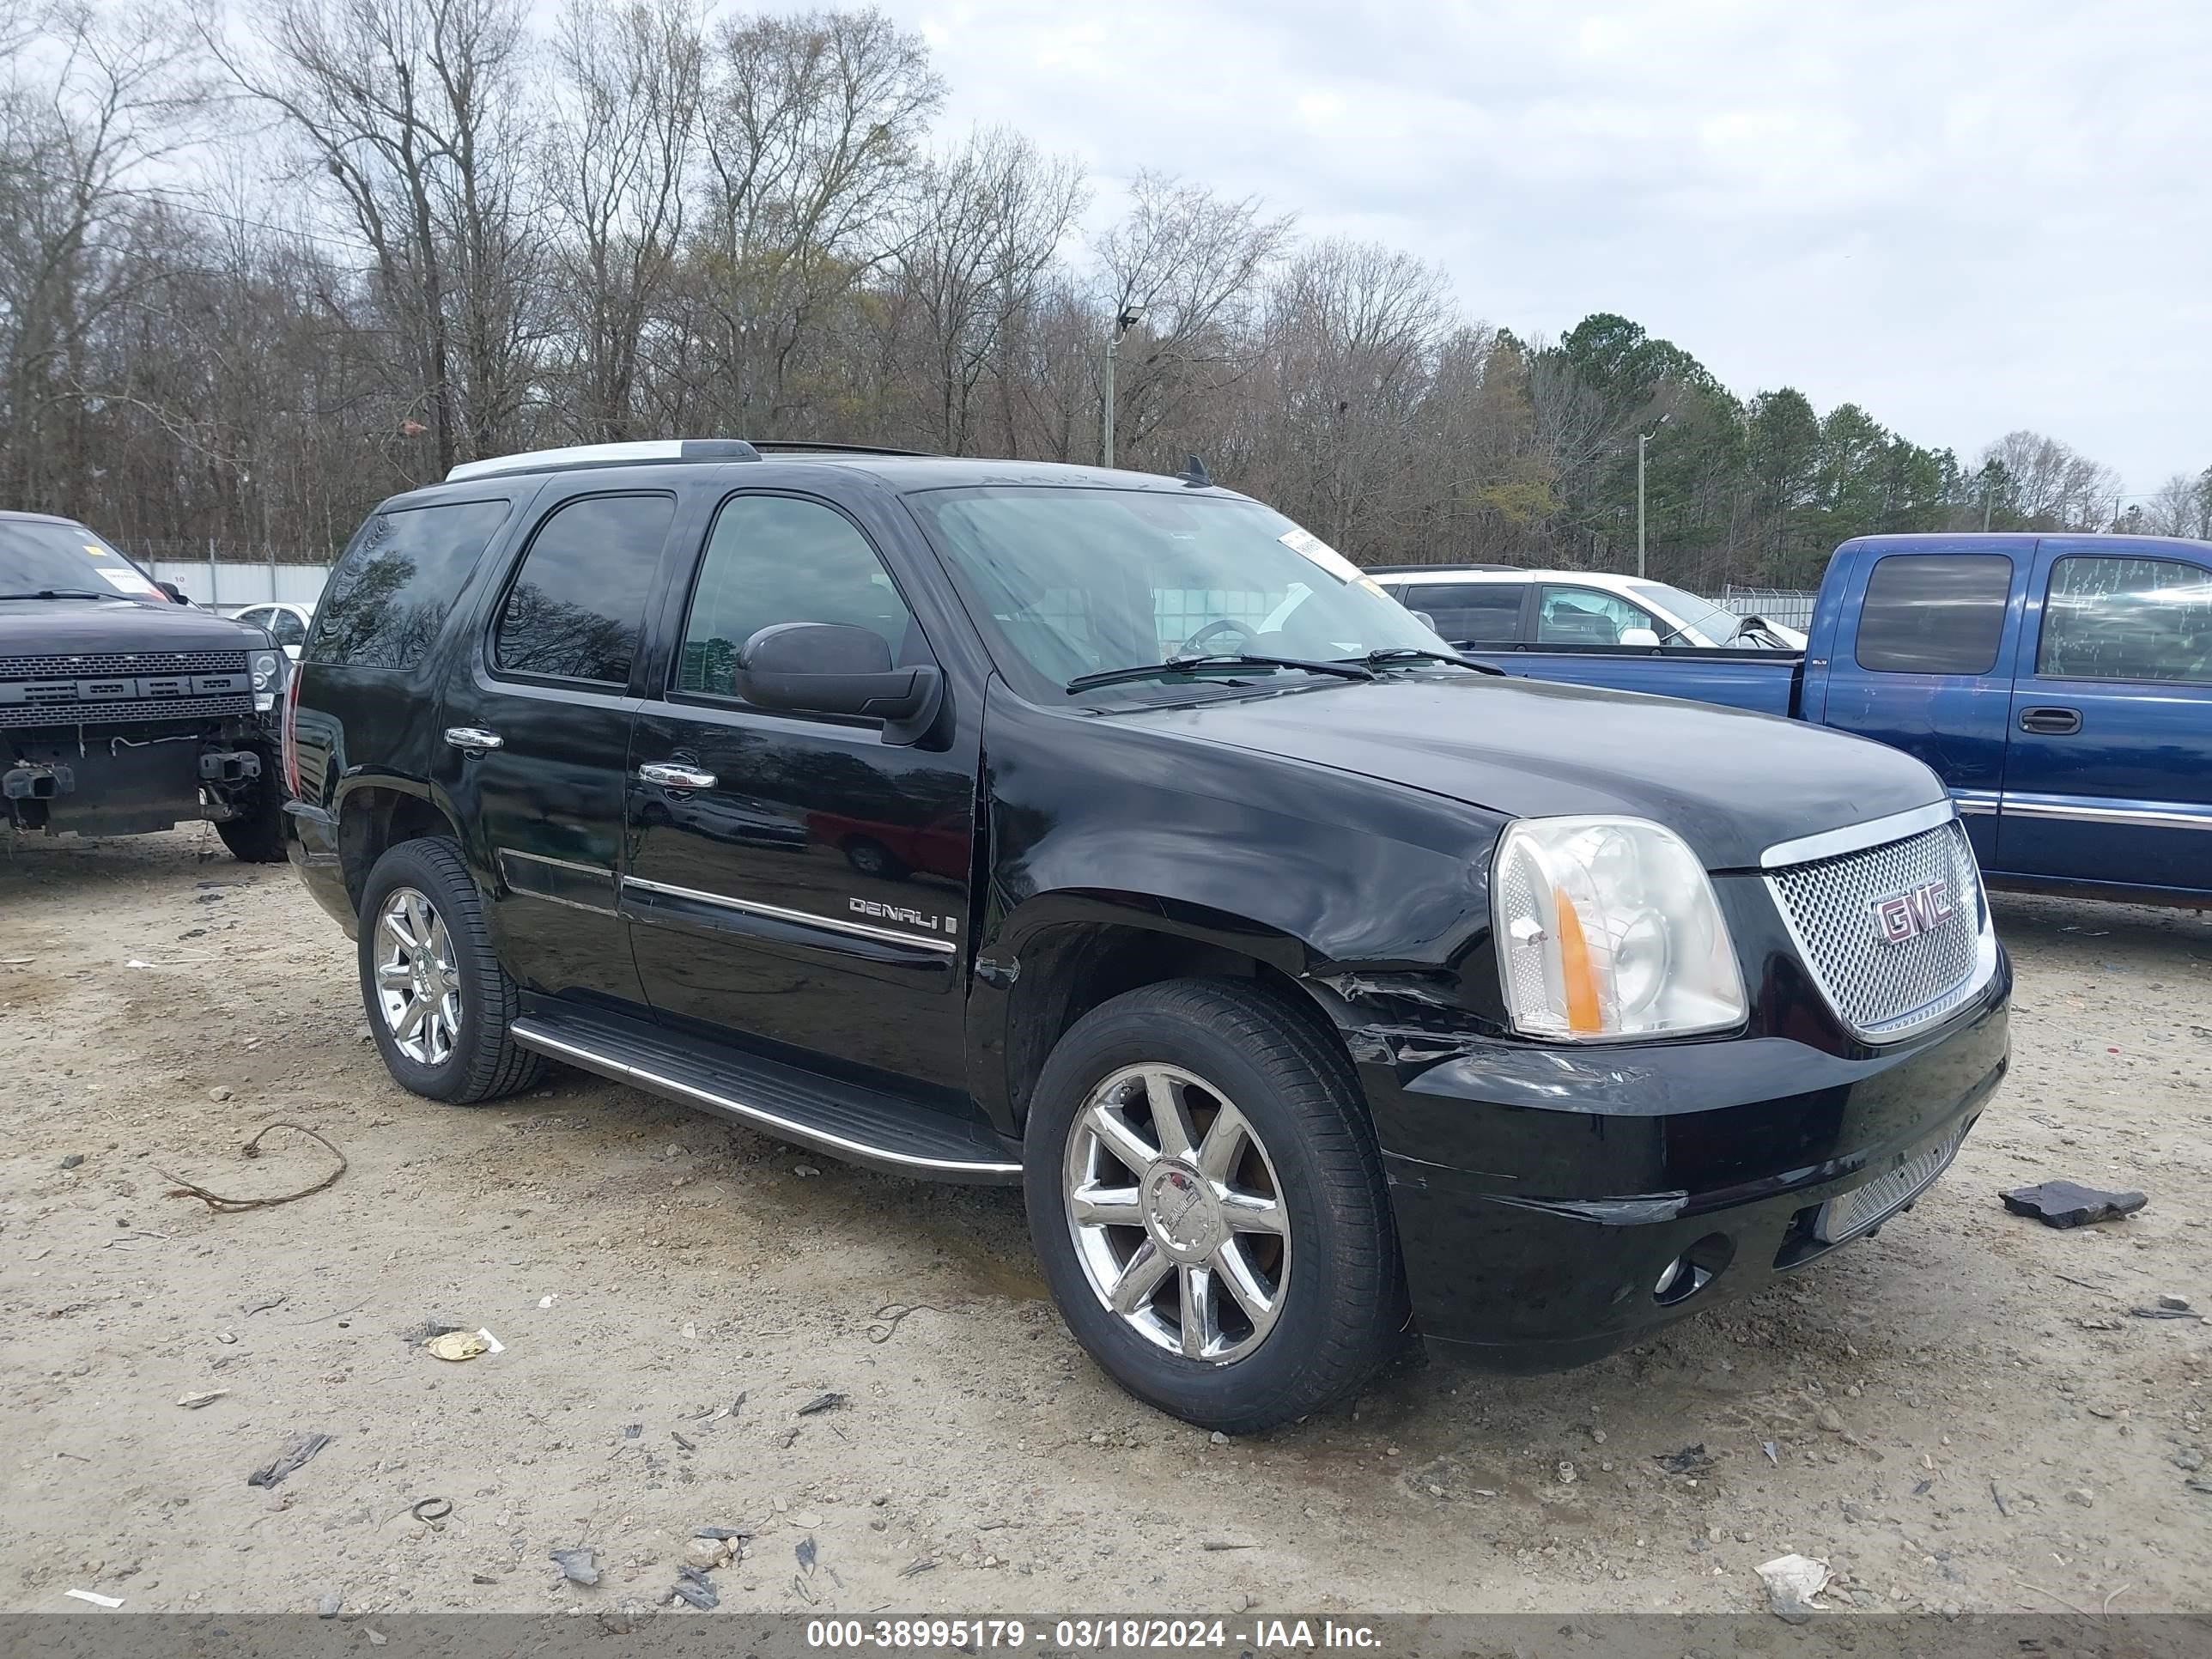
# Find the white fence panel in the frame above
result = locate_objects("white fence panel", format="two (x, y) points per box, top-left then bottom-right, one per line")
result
(148, 559), (332, 610)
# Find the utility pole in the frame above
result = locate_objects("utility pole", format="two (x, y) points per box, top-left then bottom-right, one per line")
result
(1636, 412), (1670, 578)
(1101, 303), (1145, 469)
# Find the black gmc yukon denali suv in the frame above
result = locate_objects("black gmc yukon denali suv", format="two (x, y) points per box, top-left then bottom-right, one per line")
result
(3, 511), (289, 859)
(285, 441), (2009, 1430)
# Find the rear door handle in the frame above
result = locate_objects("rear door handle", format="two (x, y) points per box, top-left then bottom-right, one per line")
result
(2019, 706), (2081, 736)
(444, 726), (504, 752)
(638, 762), (717, 790)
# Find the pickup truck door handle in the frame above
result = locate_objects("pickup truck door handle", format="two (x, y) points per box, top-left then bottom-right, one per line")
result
(638, 762), (718, 790)
(2019, 706), (2082, 736)
(443, 726), (504, 753)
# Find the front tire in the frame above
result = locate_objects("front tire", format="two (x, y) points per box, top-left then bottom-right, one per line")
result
(358, 836), (544, 1103)
(216, 757), (286, 862)
(1024, 978), (1407, 1431)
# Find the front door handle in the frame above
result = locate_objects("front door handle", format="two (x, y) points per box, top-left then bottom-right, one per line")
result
(444, 726), (504, 753)
(638, 762), (717, 790)
(2019, 706), (2082, 736)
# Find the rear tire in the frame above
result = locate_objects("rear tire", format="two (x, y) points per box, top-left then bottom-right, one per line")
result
(1023, 977), (1407, 1431)
(358, 836), (544, 1103)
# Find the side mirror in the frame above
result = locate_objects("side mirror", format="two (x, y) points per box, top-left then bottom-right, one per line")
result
(738, 622), (942, 738)
(1618, 626), (1662, 647)
(1410, 610), (1438, 632)
(158, 581), (191, 605)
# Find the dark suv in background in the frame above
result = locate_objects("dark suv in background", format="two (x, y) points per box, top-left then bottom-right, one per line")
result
(285, 440), (2009, 1431)
(3, 510), (289, 859)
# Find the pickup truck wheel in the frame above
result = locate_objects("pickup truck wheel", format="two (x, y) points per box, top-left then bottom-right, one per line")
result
(357, 837), (544, 1104)
(1024, 977), (1406, 1431)
(215, 761), (286, 863)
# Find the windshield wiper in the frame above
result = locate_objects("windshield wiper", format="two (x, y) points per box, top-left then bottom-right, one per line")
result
(1352, 647), (1507, 678)
(0, 587), (134, 602)
(1066, 653), (1376, 694)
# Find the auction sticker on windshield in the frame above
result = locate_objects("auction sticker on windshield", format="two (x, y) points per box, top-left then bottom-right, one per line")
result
(1278, 527), (1383, 596)
(84, 541), (164, 598)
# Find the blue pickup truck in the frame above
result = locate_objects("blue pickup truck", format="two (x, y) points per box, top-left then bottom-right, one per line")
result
(1462, 534), (2212, 906)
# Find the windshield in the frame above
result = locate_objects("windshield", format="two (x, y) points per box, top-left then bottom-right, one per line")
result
(1625, 580), (1743, 646)
(908, 487), (1450, 699)
(0, 520), (166, 602)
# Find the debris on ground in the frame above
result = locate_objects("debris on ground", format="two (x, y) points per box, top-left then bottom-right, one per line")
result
(246, 1431), (333, 1488)
(1763, 1441), (1780, 1468)
(159, 1121), (347, 1213)
(549, 1547), (599, 1586)
(424, 1330), (489, 1363)
(64, 1589), (124, 1608)
(176, 1389), (228, 1408)
(1655, 1443), (1715, 1474)
(670, 1565), (719, 1608)
(897, 1559), (938, 1578)
(316, 1592), (343, 1618)
(693, 1526), (750, 1541)
(1755, 1553), (1832, 1624)
(2132, 1297), (2201, 1321)
(400, 1320), (461, 1346)
(796, 1392), (846, 1416)
(410, 1497), (452, 1524)
(794, 1535), (817, 1571)
(683, 1538), (728, 1572)
(58, 1154), (84, 1170)
(1999, 1180), (2148, 1229)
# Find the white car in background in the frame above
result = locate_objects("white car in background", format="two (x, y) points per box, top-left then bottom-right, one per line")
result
(226, 600), (315, 659)
(1369, 566), (1805, 652)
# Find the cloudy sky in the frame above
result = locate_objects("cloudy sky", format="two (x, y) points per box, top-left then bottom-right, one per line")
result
(837, 0), (2209, 495)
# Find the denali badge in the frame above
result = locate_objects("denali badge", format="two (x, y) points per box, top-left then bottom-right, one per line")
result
(1870, 879), (1954, 945)
(849, 896), (956, 934)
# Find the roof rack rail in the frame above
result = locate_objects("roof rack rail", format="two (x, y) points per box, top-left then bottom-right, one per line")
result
(1363, 562), (1518, 575)
(447, 439), (760, 483)
(446, 436), (942, 483)
(744, 440), (939, 458)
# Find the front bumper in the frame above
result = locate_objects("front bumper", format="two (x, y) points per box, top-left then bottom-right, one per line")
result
(1367, 952), (2010, 1370)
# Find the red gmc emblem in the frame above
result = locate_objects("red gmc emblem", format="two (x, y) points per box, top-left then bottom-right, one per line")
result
(1871, 879), (1954, 944)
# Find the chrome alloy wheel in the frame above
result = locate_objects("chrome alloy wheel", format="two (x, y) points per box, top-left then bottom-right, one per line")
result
(1062, 1064), (1291, 1364)
(372, 886), (463, 1066)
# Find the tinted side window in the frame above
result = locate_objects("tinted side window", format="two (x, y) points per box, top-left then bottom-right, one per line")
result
(1415, 583), (1524, 644)
(269, 609), (307, 648)
(2038, 556), (2212, 684)
(1854, 554), (2011, 675)
(1536, 585), (1653, 645)
(493, 494), (674, 684)
(677, 495), (915, 698)
(309, 500), (511, 669)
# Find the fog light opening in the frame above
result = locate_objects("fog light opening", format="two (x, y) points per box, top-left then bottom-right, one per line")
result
(1654, 1232), (1735, 1306)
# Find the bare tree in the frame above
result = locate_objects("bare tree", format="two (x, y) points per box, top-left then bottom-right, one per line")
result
(888, 125), (1085, 454)
(684, 5), (940, 434)
(0, 1), (206, 507)
(2142, 469), (2211, 539)
(1088, 172), (1291, 464)
(206, 0), (542, 476)
(543, 0), (698, 441)
(1979, 429), (2124, 531)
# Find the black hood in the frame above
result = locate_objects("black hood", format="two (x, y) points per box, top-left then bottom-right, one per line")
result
(1117, 672), (1945, 871)
(0, 595), (272, 656)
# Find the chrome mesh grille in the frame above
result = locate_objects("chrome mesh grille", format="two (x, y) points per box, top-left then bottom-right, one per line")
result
(0, 692), (252, 729)
(1768, 820), (1984, 1036)
(0, 648), (246, 678)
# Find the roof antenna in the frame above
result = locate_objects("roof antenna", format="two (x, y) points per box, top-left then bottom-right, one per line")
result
(1178, 453), (1212, 489)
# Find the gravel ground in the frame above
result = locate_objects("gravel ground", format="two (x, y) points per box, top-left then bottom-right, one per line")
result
(3, 827), (2209, 1619)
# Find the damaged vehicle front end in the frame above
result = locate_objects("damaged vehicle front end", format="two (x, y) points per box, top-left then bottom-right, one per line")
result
(975, 661), (2008, 1374)
(1, 512), (289, 861)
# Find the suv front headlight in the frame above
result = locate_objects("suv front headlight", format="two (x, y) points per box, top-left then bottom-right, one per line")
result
(250, 650), (283, 692)
(1492, 816), (1746, 1041)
